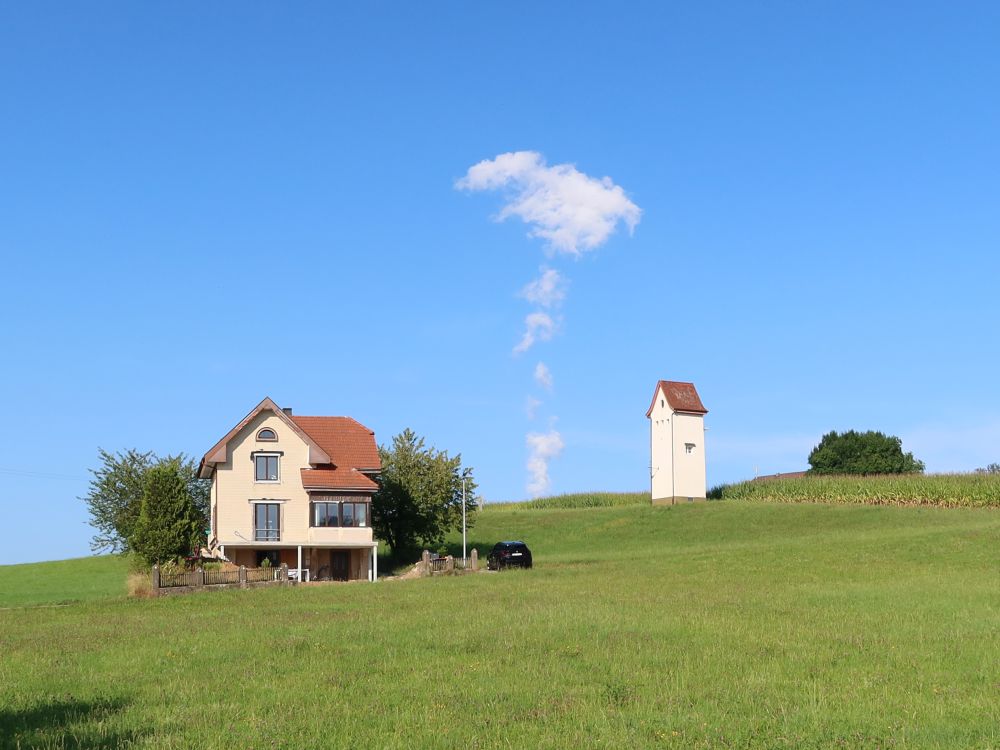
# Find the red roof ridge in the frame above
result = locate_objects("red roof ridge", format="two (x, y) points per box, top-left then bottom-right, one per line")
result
(291, 414), (375, 434)
(646, 380), (708, 417)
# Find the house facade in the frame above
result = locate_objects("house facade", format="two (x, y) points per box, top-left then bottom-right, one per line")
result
(198, 397), (380, 581)
(646, 380), (708, 504)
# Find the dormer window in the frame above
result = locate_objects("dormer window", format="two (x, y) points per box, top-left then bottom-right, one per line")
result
(257, 428), (277, 442)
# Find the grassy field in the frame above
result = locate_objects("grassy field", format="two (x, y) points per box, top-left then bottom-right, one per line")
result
(2, 501), (998, 748)
(710, 472), (1000, 507)
(0, 555), (130, 609)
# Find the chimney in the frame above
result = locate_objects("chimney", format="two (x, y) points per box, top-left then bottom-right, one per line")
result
(282, 407), (293, 416)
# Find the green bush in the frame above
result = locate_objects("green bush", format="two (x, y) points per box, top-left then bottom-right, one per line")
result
(808, 430), (924, 475)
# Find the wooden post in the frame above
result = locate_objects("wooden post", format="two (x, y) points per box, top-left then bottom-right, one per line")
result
(239, 565), (247, 589)
(470, 548), (478, 572)
(151, 565), (160, 597)
(421, 549), (431, 576)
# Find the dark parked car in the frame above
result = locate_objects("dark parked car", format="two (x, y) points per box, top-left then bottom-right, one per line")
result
(488, 541), (533, 570)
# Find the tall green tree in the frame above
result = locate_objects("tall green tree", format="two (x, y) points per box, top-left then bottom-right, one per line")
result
(84, 449), (156, 553)
(808, 430), (924, 475)
(82, 449), (209, 553)
(130, 460), (206, 566)
(372, 429), (478, 555)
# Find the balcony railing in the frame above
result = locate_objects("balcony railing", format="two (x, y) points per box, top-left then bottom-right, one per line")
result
(254, 527), (280, 542)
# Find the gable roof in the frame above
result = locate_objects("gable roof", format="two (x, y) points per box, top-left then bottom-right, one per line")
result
(198, 397), (332, 478)
(646, 380), (708, 417)
(291, 416), (380, 471)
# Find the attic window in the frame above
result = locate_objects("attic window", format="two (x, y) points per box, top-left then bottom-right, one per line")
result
(257, 428), (277, 442)
(661, 399), (664, 408)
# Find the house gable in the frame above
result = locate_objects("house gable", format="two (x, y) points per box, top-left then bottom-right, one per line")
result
(198, 397), (330, 478)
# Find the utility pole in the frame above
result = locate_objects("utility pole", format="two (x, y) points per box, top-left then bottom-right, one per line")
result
(462, 474), (467, 565)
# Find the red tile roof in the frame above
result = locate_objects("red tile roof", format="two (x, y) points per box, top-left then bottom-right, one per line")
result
(291, 416), (380, 470)
(300, 467), (379, 491)
(646, 380), (708, 417)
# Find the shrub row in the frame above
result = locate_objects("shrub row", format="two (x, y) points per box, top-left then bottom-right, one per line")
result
(709, 473), (1000, 508)
(488, 491), (649, 511)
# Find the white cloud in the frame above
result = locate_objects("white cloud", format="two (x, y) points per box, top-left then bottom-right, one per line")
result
(526, 429), (564, 496)
(513, 311), (556, 355)
(520, 267), (567, 308)
(457, 151), (641, 256)
(534, 362), (553, 391)
(525, 396), (542, 420)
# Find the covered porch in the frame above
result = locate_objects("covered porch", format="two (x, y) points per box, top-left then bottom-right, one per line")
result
(222, 543), (378, 582)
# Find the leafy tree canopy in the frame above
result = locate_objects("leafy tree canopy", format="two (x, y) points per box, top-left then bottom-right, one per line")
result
(130, 460), (206, 566)
(807, 430), (924, 475)
(83, 449), (209, 554)
(372, 429), (478, 556)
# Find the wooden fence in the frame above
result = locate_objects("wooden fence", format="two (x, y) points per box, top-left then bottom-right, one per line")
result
(152, 563), (289, 596)
(420, 549), (479, 576)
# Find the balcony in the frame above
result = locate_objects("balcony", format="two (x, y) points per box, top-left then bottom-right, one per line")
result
(254, 527), (280, 542)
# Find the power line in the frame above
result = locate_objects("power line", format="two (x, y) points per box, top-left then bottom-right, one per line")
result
(0, 468), (86, 481)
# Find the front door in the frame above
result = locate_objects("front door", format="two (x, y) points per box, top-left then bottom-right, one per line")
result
(331, 550), (350, 581)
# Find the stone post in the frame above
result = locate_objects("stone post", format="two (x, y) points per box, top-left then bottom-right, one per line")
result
(151, 564), (160, 597)
(470, 548), (478, 572)
(239, 565), (247, 589)
(280, 563), (289, 585)
(421, 549), (431, 576)
(198, 567), (205, 587)
(445, 555), (455, 574)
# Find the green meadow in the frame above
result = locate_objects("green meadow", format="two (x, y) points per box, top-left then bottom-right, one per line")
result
(0, 555), (130, 609)
(1, 501), (998, 749)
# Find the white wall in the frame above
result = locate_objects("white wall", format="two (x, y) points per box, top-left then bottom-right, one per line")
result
(649, 387), (707, 502)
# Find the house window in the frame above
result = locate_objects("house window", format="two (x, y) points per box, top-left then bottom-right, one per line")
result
(342, 502), (368, 528)
(257, 428), (277, 441)
(685, 443), (695, 454)
(312, 502), (340, 527)
(310, 499), (369, 528)
(255, 454), (279, 482)
(254, 503), (280, 541)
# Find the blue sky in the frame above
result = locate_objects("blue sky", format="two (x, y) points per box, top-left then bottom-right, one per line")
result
(2, 2), (999, 564)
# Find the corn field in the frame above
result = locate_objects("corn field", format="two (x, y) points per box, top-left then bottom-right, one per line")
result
(490, 491), (649, 511)
(710, 472), (1000, 508)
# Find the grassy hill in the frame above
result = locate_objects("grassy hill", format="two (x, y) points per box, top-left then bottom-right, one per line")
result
(1, 501), (998, 748)
(0, 554), (129, 608)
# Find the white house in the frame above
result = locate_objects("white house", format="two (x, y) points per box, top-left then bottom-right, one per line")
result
(646, 380), (708, 504)
(198, 397), (380, 582)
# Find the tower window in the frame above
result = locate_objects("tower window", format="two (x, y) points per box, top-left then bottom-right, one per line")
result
(685, 443), (695, 454)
